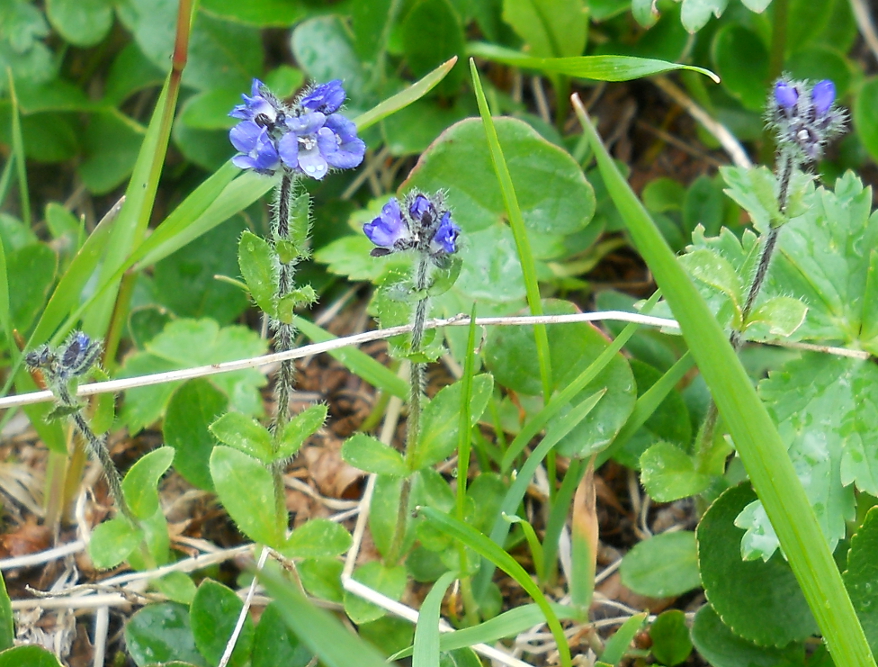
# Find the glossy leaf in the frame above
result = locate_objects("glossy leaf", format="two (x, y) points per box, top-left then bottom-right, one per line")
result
(690, 605), (804, 667)
(191, 579), (254, 667)
(697, 485), (818, 646)
(0, 645), (65, 667)
(125, 602), (207, 667)
(210, 446), (283, 548)
(252, 602), (312, 667)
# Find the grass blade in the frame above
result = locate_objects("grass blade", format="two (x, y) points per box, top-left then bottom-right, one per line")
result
(574, 95), (876, 667)
(418, 506), (573, 667)
(413, 571), (456, 667)
(355, 57), (458, 132)
(469, 59), (552, 402)
(259, 568), (393, 667)
(468, 44), (719, 83)
(6, 74), (30, 227)
(294, 316), (409, 399)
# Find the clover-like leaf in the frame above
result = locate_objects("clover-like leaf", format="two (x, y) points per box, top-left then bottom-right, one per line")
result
(640, 441), (712, 502)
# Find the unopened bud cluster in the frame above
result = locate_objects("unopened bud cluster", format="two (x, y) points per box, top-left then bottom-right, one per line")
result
(768, 77), (846, 164)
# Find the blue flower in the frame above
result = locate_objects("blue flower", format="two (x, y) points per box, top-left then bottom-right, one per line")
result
(431, 211), (460, 255)
(301, 79), (346, 115)
(774, 81), (798, 110)
(364, 192), (460, 262)
(230, 79), (282, 127)
(767, 77), (846, 163)
(229, 78), (365, 179)
(812, 79), (835, 115)
(230, 121), (280, 173)
(364, 199), (409, 255)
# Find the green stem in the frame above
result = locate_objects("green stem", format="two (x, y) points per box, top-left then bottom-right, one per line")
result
(387, 254), (431, 565)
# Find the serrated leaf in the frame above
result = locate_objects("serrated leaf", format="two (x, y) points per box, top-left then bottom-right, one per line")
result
(678, 248), (744, 320)
(843, 507), (878, 655)
(276, 404), (327, 460)
(740, 354), (867, 560)
(239, 230), (277, 316)
(210, 412), (273, 463)
(412, 374), (493, 470)
(209, 446), (283, 548)
(342, 433), (409, 477)
(619, 531), (700, 598)
(119, 319), (267, 433)
(640, 441), (711, 502)
(122, 446), (175, 520)
(745, 295), (807, 336)
(281, 518), (352, 559)
(697, 485), (818, 646)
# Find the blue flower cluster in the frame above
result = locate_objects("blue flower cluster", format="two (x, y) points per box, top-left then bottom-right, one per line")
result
(769, 77), (846, 163)
(26, 331), (102, 382)
(364, 192), (461, 263)
(229, 79), (365, 180)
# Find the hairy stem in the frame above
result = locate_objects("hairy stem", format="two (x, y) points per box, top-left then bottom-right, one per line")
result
(387, 254), (431, 565)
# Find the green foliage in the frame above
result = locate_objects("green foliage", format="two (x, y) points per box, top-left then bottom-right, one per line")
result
(620, 531), (701, 598)
(844, 507), (878, 655)
(191, 580), (254, 667)
(119, 318), (267, 432)
(649, 610), (693, 666)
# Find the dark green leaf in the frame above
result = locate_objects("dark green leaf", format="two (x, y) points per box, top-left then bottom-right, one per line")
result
(690, 605), (804, 667)
(343, 561), (407, 624)
(0, 573), (10, 650)
(290, 16), (368, 106)
(252, 602), (312, 667)
(45, 0), (113, 46)
(502, 0), (587, 57)
(697, 484), (818, 646)
(649, 610), (692, 666)
(164, 379), (228, 491)
(191, 579), (254, 667)
(8, 242), (56, 333)
(200, 0), (305, 26)
(0, 645), (64, 667)
(843, 507), (878, 655)
(401, 0), (465, 96)
(710, 24), (768, 110)
(298, 558), (344, 603)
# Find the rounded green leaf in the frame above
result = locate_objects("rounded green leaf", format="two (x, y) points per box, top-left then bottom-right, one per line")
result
(404, 117), (595, 237)
(343, 562), (407, 624)
(298, 558), (344, 603)
(252, 601), (312, 667)
(209, 446), (284, 548)
(151, 571), (197, 605)
(502, 0), (586, 58)
(200, 0), (305, 25)
(210, 412), (273, 463)
(0, 645), (64, 667)
(282, 518), (352, 559)
(640, 441), (711, 502)
(122, 447), (175, 520)
(78, 110), (145, 194)
(290, 16), (367, 104)
(619, 530), (700, 598)
(690, 605), (803, 667)
(681, 0), (729, 32)
(125, 602), (207, 667)
(697, 484), (818, 646)
(8, 243), (57, 333)
(649, 610), (692, 666)
(710, 24), (768, 111)
(191, 579), (254, 667)
(88, 517), (143, 570)
(342, 433), (408, 477)
(46, 0), (113, 46)
(745, 295), (807, 337)
(164, 379), (228, 491)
